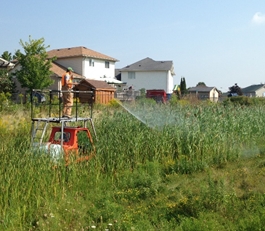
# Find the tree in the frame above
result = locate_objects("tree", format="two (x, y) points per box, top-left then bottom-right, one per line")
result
(1, 51), (18, 61)
(0, 70), (16, 94)
(180, 77), (187, 95)
(13, 36), (56, 91)
(196, 82), (206, 87)
(1, 51), (12, 61)
(0, 53), (16, 94)
(228, 83), (243, 97)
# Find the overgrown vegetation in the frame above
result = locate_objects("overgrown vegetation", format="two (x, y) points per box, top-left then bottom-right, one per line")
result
(1, 99), (265, 230)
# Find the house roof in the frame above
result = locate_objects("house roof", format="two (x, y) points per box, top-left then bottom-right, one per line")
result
(120, 57), (173, 72)
(242, 84), (265, 93)
(50, 62), (84, 79)
(47, 46), (118, 62)
(77, 79), (116, 91)
(115, 69), (121, 81)
(0, 58), (15, 69)
(188, 86), (216, 92)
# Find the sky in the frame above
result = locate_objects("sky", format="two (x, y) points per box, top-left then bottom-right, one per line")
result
(1, 0), (265, 92)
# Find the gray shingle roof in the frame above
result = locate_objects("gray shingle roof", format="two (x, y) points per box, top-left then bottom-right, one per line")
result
(189, 86), (216, 92)
(115, 69), (121, 80)
(242, 84), (265, 93)
(120, 57), (173, 72)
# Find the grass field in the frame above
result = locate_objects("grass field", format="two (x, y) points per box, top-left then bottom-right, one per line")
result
(1, 99), (265, 230)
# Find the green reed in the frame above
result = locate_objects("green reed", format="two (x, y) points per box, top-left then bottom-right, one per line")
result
(1, 102), (265, 230)
(94, 103), (265, 175)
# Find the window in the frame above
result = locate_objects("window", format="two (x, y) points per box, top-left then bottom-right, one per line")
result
(54, 132), (71, 142)
(89, 59), (94, 67)
(105, 61), (109, 68)
(77, 131), (93, 154)
(128, 72), (135, 79)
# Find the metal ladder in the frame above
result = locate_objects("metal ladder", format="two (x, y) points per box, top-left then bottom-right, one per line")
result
(31, 120), (49, 144)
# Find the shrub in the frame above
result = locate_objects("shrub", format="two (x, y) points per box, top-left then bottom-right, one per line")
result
(107, 99), (121, 108)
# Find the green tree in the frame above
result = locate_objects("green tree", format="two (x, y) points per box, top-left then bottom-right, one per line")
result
(1, 51), (18, 61)
(0, 70), (16, 94)
(1, 51), (12, 61)
(0, 53), (16, 94)
(13, 36), (56, 91)
(180, 77), (187, 96)
(196, 82), (206, 87)
(228, 83), (243, 97)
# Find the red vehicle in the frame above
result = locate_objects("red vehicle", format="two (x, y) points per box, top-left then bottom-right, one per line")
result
(31, 89), (97, 165)
(146, 89), (167, 103)
(31, 117), (96, 165)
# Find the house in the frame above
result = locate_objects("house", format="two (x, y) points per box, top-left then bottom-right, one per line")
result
(188, 86), (219, 102)
(119, 57), (175, 94)
(11, 46), (119, 102)
(47, 46), (118, 80)
(241, 84), (265, 97)
(74, 79), (116, 104)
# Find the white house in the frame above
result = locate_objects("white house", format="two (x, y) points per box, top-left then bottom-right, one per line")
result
(47, 46), (118, 80)
(119, 57), (175, 94)
(241, 84), (265, 97)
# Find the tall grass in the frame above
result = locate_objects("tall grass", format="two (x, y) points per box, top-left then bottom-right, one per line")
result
(1, 101), (265, 230)
(95, 102), (265, 174)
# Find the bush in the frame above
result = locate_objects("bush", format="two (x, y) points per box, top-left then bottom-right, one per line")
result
(223, 96), (265, 106)
(107, 99), (121, 108)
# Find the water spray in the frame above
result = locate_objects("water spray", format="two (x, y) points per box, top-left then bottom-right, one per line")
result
(116, 100), (148, 126)
(116, 99), (188, 131)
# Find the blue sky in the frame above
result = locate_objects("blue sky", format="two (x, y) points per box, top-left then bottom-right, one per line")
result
(1, 0), (265, 92)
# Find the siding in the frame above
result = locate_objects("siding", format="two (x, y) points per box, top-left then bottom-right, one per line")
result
(122, 71), (173, 94)
(55, 57), (115, 80)
(83, 58), (115, 79)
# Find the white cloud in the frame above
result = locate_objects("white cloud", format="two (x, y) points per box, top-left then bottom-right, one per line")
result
(252, 12), (265, 24)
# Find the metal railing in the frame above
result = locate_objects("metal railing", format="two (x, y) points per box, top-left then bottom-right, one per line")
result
(30, 89), (95, 120)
